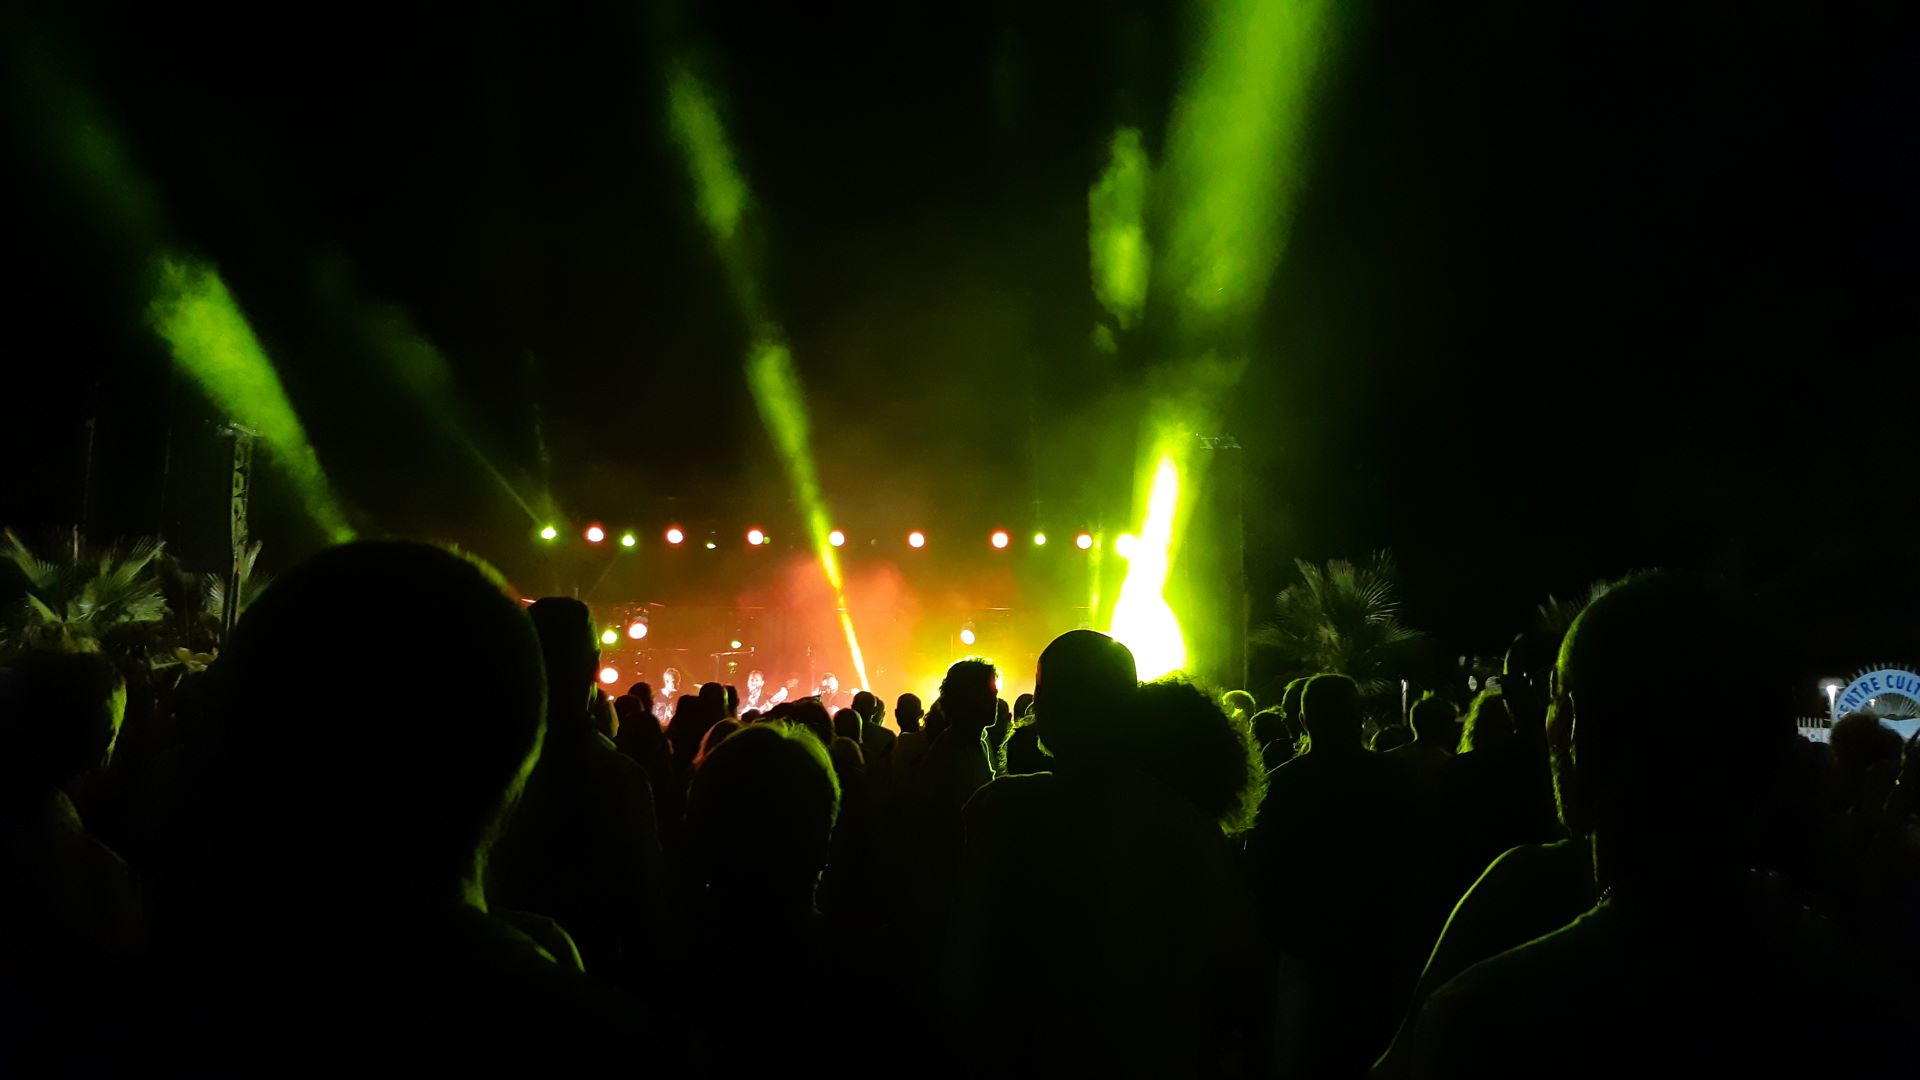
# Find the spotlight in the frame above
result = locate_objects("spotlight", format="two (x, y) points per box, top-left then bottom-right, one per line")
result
(585, 524), (606, 544)
(538, 525), (559, 541)
(828, 529), (846, 548)
(907, 531), (926, 549)
(665, 526), (685, 545)
(1115, 533), (1138, 559)
(704, 541), (717, 550)
(747, 527), (766, 546)
(600, 628), (619, 646)
(1033, 532), (1047, 546)
(1075, 532), (1094, 550)
(990, 530), (1010, 550)
(627, 621), (648, 641)
(598, 666), (619, 685)
(619, 532), (636, 548)
(960, 627), (977, 646)
(729, 639), (743, 650)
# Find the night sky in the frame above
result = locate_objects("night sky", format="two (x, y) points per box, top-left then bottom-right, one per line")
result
(2, 2), (1913, 680)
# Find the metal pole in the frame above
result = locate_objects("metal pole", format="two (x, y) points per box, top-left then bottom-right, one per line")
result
(219, 424), (258, 642)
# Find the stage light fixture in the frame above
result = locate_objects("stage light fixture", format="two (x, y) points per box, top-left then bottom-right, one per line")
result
(538, 525), (559, 541)
(619, 532), (636, 548)
(747, 527), (766, 546)
(1115, 533), (1139, 559)
(665, 526), (685, 545)
(990, 530), (1010, 550)
(907, 531), (926, 549)
(1075, 532), (1095, 550)
(628, 621), (649, 640)
(828, 529), (846, 548)
(598, 666), (620, 685)
(1033, 532), (1047, 546)
(600, 628), (619, 646)
(704, 541), (717, 550)
(729, 639), (743, 650)
(960, 627), (977, 646)
(585, 524), (606, 544)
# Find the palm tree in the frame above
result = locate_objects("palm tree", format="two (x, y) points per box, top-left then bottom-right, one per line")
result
(0, 528), (170, 665)
(1535, 575), (1643, 641)
(1251, 550), (1425, 696)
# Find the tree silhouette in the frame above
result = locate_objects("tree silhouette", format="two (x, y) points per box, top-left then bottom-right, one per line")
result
(1251, 550), (1424, 696)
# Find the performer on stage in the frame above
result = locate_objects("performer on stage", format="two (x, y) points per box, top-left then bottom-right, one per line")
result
(653, 667), (682, 722)
(815, 672), (843, 711)
(744, 669), (769, 712)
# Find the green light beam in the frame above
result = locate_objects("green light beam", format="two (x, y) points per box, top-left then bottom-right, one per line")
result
(667, 62), (869, 689)
(148, 258), (354, 542)
(1107, 450), (1187, 679)
(1089, 127), (1152, 331)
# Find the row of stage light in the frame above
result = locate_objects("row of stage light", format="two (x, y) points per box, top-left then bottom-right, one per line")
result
(540, 524), (1126, 553)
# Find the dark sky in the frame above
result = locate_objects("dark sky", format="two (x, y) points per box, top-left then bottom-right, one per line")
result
(2, 2), (1914, 671)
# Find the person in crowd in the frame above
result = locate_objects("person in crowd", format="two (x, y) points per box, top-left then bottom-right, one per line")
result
(1222, 689), (1256, 722)
(723, 684), (739, 718)
(677, 722), (864, 1070)
(695, 718), (741, 768)
(896, 692), (925, 734)
(0, 650), (143, 1001)
(486, 597), (667, 984)
(1371, 723), (1413, 752)
(1004, 691), (1049, 775)
(983, 696), (1015, 777)
(833, 706), (863, 742)
(777, 698), (836, 747)
(1388, 693), (1457, 775)
(918, 658), (999, 831)
(1251, 705), (1296, 773)
(740, 708), (762, 723)
(852, 689), (895, 766)
(1278, 676), (1309, 748)
(1829, 710), (1903, 816)
(614, 693), (677, 842)
(1402, 573), (1908, 1078)
(1246, 673), (1419, 1078)
(1120, 677), (1266, 835)
(666, 693), (716, 778)
(698, 681), (728, 725)
(142, 542), (641, 1074)
(945, 631), (1269, 1077)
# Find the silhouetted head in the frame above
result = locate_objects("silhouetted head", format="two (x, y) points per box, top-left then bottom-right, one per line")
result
(939, 657), (1000, 732)
(852, 690), (880, 722)
(923, 699), (947, 739)
(724, 685), (739, 717)
(1371, 723), (1412, 752)
(1300, 674), (1363, 751)
(1830, 711), (1901, 776)
(1221, 690), (1256, 719)
(1458, 687), (1512, 753)
(614, 695), (663, 758)
(628, 682), (654, 714)
(785, 699), (834, 746)
(1125, 677), (1267, 834)
(1279, 677), (1309, 740)
(1, 648), (126, 794)
(833, 707), (863, 741)
(895, 693), (924, 733)
(1407, 692), (1458, 746)
(685, 721), (840, 912)
(1551, 572), (1792, 887)
(1033, 630), (1137, 762)
(740, 708), (763, 723)
(210, 542), (544, 904)
(1250, 706), (1289, 748)
(699, 682), (726, 719)
(528, 597), (596, 736)
(695, 718), (742, 768)
(1013, 692), (1035, 722)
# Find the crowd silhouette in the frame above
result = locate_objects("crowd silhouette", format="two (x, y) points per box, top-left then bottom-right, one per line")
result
(2, 541), (1915, 1076)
